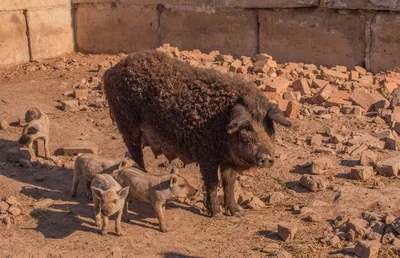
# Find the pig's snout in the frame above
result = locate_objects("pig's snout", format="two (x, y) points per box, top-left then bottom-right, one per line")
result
(18, 135), (29, 145)
(257, 154), (274, 168)
(101, 207), (111, 216)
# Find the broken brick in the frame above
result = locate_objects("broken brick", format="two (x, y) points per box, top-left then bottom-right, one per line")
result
(374, 129), (396, 141)
(330, 90), (351, 100)
(360, 150), (377, 166)
(291, 79), (311, 95)
(311, 79), (329, 89)
(380, 82), (397, 97)
(355, 240), (381, 258)
(311, 156), (332, 174)
(285, 101), (300, 119)
(349, 166), (374, 181)
(312, 84), (335, 104)
(265, 77), (290, 94)
(278, 222), (298, 242)
(350, 71), (359, 81)
(229, 59), (242, 72)
(264, 92), (281, 101)
(385, 137), (400, 151)
(350, 90), (375, 111)
(61, 100), (79, 111)
(355, 66), (367, 75)
(74, 89), (89, 100)
(376, 157), (400, 177)
(299, 175), (328, 192)
(311, 134), (323, 146)
(278, 100), (289, 112)
(322, 68), (349, 82)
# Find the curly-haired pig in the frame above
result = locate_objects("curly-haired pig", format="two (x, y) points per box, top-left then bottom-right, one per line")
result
(114, 164), (198, 232)
(71, 153), (139, 200)
(91, 173), (129, 236)
(104, 50), (292, 219)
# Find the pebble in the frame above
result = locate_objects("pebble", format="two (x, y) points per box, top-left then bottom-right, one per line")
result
(278, 222), (298, 242)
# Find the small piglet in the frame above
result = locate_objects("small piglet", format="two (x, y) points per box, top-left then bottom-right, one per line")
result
(71, 153), (138, 200)
(114, 164), (198, 232)
(91, 173), (129, 236)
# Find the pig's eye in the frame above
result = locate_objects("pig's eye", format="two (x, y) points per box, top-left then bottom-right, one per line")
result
(179, 184), (185, 188)
(113, 199), (118, 204)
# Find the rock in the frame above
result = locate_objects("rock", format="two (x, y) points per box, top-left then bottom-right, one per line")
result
(247, 197), (266, 210)
(349, 166), (374, 181)
(56, 140), (98, 156)
(4, 216), (11, 229)
(285, 101), (300, 119)
(63, 160), (75, 170)
(229, 59), (242, 72)
(360, 150), (377, 166)
(299, 175), (328, 192)
(6, 147), (34, 163)
(32, 198), (54, 209)
(380, 82), (398, 97)
(311, 156), (332, 174)
(74, 89), (89, 100)
(266, 77), (290, 94)
(8, 205), (22, 216)
(328, 235), (341, 246)
(238, 191), (254, 204)
(264, 92), (281, 101)
(322, 68), (349, 82)
(385, 214), (396, 225)
(355, 240), (380, 258)
(385, 137), (400, 151)
(355, 66), (367, 75)
(311, 134), (323, 146)
(376, 157), (400, 177)
(345, 218), (371, 238)
(278, 222), (298, 242)
(392, 217), (400, 234)
(331, 133), (345, 144)
(265, 191), (286, 204)
(312, 84), (335, 104)
(6, 196), (18, 205)
(305, 213), (322, 222)
(278, 99), (289, 113)
(0, 201), (9, 214)
(362, 212), (383, 223)
(382, 232), (395, 244)
(19, 158), (32, 168)
(311, 79), (329, 89)
(365, 232), (382, 241)
(374, 129), (396, 141)
(0, 119), (9, 130)
(370, 222), (386, 235)
(350, 70), (359, 81)
(329, 106), (341, 114)
(350, 90), (376, 111)
(291, 78), (311, 95)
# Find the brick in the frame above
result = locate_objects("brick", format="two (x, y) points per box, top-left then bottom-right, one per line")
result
(393, 122), (400, 135)
(6, 147), (35, 162)
(311, 157), (332, 174)
(76, 5), (158, 53)
(264, 92), (281, 101)
(371, 14), (400, 73)
(57, 140), (98, 156)
(350, 90), (375, 111)
(278, 222), (298, 242)
(392, 217), (400, 234)
(283, 91), (300, 101)
(350, 166), (374, 181)
(374, 100), (390, 111)
(74, 89), (89, 100)
(326, 98), (353, 107)
(350, 70), (360, 81)
(374, 129), (396, 141)
(160, 9), (257, 58)
(278, 100), (290, 112)
(370, 91), (388, 108)
(355, 66), (367, 75)
(291, 79), (311, 95)
(352, 106), (365, 116)
(312, 84), (335, 104)
(376, 157), (400, 177)
(27, 7), (74, 60)
(229, 59), (242, 73)
(311, 79), (329, 89)
(299, 175), (328, 192)
(0, 12), (29, 66)
(265, 77), (290, 94)
(330, 90), (351, 100)
(259, 9), (366, 69)
(322, 68), (350, 82)
(0, 0), (70, 11)
(61, 100), (79, 111)
(285, 101), (300, 119)
(321, 0), (398, 10)
(385, 137), (400, 150)
(355, 241), (381, 258)
(360, 150), (377, 166)
(247, 197), (266, 211)
(380, 82), (398, 97)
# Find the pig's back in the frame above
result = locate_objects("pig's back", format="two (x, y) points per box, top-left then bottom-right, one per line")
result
(91, 174), (121, 191)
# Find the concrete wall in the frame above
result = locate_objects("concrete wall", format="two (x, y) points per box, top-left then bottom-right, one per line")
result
(1, 0), (400, 73)
(0, 0), (74, 66)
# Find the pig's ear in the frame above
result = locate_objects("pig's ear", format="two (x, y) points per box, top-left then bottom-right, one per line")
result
(170, 166), (179, 175)
(118, 187), (129, 200)
(267, 104), (292, 127)
(170, 175), (178, 187)
(227, 104), (251, 134)
(91, 187), (104, 200)
(27, 124), (40, 135)
(124, 152), (132, 158)
(118, 160), (128, 170)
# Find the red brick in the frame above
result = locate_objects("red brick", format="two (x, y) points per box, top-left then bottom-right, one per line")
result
(370, 91), (389, 107)
(350, 70), (359, 81)
(350, 90), (375, 111)
(229, 59), (242, 72)
(350, 166), (374, 181)
(374, 129), (396, 141)
(311, 79), (329, 89)
(253, 59), (277, 73)
(322, 68), (349, 82)
(385, 137), (400, 151)
(312, 84), (335, 104)
(278, 100), (289, 112)
(376, 157), (400, 177)
(380, 82), (397, 97)
(74, 89), (89, 100)
(286, 101), (300, 119)
(330, 90), (351, 100)
(264, 92), (281, 101)
(360, 150), (377, 166)
(355, 241), (381, 258)
(291, 78), (311, 95)
(355, 66), (367, 75)
(265, 77), (290, 94)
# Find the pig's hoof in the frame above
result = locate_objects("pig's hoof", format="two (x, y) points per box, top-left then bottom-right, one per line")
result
(123, 218), (130, 223)
(160, 228), (168, 233)
(233, 211), (244, 218)
(212, 213), (225, 220)
(116, 231), (124, 236)
(101, 230), (107, 236)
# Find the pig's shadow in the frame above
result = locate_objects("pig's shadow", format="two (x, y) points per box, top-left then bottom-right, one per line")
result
(256, 230), (281, 240)
(162, 252), (204, 258)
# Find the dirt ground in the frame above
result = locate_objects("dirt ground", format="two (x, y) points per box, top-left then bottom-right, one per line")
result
(1, 53), (400, 258)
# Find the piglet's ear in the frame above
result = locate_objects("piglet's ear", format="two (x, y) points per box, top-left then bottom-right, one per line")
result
(91, 187), (104, 200)
(27, 124), (40, 135)
(267, 104), (292, 127)
(170, 175), (178, 188)
(118, 187), (129, 200)
(227, 104), (251, 134)
(170, 166), (179, 175)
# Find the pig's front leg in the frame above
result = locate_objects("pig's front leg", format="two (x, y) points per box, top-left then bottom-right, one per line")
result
(220, 163), (243, 217)
(154, 201), (167, 232)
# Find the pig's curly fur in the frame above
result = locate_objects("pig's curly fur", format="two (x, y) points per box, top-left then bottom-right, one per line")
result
(103, 50), (287, 164)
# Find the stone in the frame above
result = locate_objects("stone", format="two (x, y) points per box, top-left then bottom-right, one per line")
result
(345, 218), (371, 238)
(160, 9), (257, 58)
(393, 122), (400, 135)
(352, 106), (364, 116)
(355, 240), (381, 258)
(328, 235), (341, 246)
(247, 197), (266, 211)
(369, 221), (386, 235)
(370, 91), (389, 108)
(371, 14), (400, 73)
(380, 82), (398, 97)
(360, 150), (377, 166)
(265, 77), (290, 94)
(350, 70), (359, 81)
(283, 91), (300, 101)
(0, 119), (9, 130)
(366, 232), (382, 241)
(278, 222), (298, 242)
(63, 161), (75, 170)
(299, 175), (328, 192)
(355, 66), (367, 75)
(76, 5), (158, 54)
(6, 196), (18, 205)
(392, 217), (400, 234)
(27, 7), (74, 60)
(385, 214), (396, 225)
(61, 100), (79, 111)
(57, 140), (99, 156)
(74, 89), (89, 100)
(264, 92), (281, 101)
(312, 79), (329, 89)
(382, 232), (396, 244)
(385, 137), (400, 150)
(374, 129), (395, 141)
(32, 198), (54, 209)
(19, 159), (32, 168)
(322, 68), (350, 82)
(259, 9), (366, 69)
(311, 134), (323, 146)
(278, 100), (290, 113)
(350, 90), (376, 111)
(312, 84), (335, 104)
(8, 205), (21, 216)
(349, 166), (374, 181)
(331, 134), (345, 144)
(311, 156), (332, 174)
(330, 90), (351, 100)
(326, 98), (353, 107)
(285, 101), (300, 119)
(6, 147), (34, 163)
(238, 191), (254, 204)
(329, 106), (341, 114)
(376, 157), (400, 177)
(0, 201), (9, 214)
(0, 12), (30, 66)
(253, 59), (277, 74)
(265, 191), (286, 204)
(291, 79), (311, 95)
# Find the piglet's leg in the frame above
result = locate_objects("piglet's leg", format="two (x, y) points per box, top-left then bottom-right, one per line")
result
(115, 210), (123, 236)
(220, 164), (243, 217)
(200, 164), (222, 219)
(101, 216), (109, 236)
(154, 201), (167, 232)
(85, 180), (93, 201)
(93, 197), (101, 227)
(44, 136), (51, 159)
(122, 197), (130, 222)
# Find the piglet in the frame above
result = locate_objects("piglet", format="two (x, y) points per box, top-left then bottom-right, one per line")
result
(114, 164), (198, 232)
(91, 173), (129, 236)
